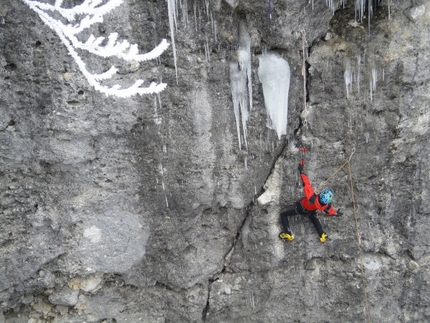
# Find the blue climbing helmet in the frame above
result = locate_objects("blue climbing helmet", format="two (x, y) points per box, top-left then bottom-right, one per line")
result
(319, 189), (333, 205)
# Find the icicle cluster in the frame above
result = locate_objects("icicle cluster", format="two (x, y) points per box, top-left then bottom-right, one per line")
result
(230, 24), (252, 151)
(22, 0), (170, 97)
(344, 54), (384, 102)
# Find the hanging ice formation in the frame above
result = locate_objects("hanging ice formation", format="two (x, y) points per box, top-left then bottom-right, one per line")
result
(343, 54), (382, 101)
(230, 23), (252, 150)
(258, 53), (290, 139)
(167, 0), (179, 84)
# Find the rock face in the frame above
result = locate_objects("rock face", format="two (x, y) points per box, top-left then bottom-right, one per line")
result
(1, 0), (429, 322)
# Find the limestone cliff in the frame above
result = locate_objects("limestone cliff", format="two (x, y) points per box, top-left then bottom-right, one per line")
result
(0, 0), (429, 322)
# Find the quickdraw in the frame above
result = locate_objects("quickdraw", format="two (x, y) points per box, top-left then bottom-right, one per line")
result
(299, 146), (307, 166)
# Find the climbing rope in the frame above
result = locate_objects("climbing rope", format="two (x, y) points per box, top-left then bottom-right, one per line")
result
(297, 29), (369, 321)
(348, 157), (371, 323)
(318, 148), (371, 323)
(316, 148), (355, 192)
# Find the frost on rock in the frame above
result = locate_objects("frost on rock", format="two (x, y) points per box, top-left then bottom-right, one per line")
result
(258, 53), (290, 139)
(22, 0), (170, 97)
(230, 23), (252, 150)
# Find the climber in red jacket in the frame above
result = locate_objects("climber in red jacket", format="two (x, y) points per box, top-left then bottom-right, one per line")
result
(279, 163), (342, 243)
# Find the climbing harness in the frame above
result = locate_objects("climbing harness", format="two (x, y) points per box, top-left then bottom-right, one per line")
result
(317, 147), (371, 323)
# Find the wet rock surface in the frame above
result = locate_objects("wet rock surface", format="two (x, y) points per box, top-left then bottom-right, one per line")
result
(1, 0), (429, 322)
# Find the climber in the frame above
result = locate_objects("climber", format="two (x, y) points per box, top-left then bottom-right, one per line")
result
(279, 163), (342, 243)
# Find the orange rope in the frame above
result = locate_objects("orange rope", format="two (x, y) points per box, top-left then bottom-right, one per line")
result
(316, 149), (370, 322)
(348, 161), (371, 323)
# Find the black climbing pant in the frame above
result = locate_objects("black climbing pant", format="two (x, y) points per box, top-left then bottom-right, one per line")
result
(280, 202), (324, 237)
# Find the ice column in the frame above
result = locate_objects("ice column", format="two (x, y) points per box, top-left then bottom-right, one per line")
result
(229, 24), (252, 150)
(258, 53), (290, 139)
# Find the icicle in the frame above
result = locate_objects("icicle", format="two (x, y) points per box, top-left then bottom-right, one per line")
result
(156, 91), (162, 108)
(258, 53), (290, 139)
(356, 54), (361, 94)
(368, 0), (372, 33)
(268, 0), (272, 19)
(344, 64), (352, 99)
(239, 23), (253, 113)
(204, 42), (210, 62)
(213, 19), (218, 42)
(204, 0), (209, 16)
(167, 0), (178, 84)
(355, 0), (364, 23)
(388, 0), (391, 20)
(193, 1), (197, 32)
(210, 11), (217, 41)
(180, 0), (188, 27)
(325, 0), (335, 14)
(230, 62), (247, 150)
(154, 94), (162, 125)
(371, 67), (377, 91)
(229, 23), (252, 150)
(364, 132), (370, 143)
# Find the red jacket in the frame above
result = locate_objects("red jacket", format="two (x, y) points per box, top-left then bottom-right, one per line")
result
(300, 173), (338, 216)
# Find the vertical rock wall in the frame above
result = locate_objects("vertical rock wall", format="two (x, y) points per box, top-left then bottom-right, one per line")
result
(0, 0), (429, 322)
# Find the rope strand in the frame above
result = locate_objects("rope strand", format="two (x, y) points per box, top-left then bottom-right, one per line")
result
(316, 149), (370, 322)
(348, 161), (371, 323)
(316, 160), (349, 192)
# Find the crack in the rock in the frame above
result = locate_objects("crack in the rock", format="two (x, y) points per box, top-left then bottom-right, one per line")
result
(202, 137), (289, 321)
(202, 277), (218, 322)
(224, 137), (289, 273)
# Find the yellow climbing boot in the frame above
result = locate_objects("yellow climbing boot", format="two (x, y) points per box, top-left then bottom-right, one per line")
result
(320, 233), (328, 243)
(279, 232), (294, 241)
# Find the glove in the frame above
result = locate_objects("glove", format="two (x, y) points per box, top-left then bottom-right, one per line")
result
(298, 164), (305, 174)
(335, 210), (343, 217)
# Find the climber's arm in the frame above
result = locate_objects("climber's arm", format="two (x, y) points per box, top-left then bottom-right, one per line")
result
(300, 173), (315, 200)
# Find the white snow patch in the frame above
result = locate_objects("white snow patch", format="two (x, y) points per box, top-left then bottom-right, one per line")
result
(362, 254), (382, 270)
(257, 190), (278, 206)
(84, 226), (102, 243)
